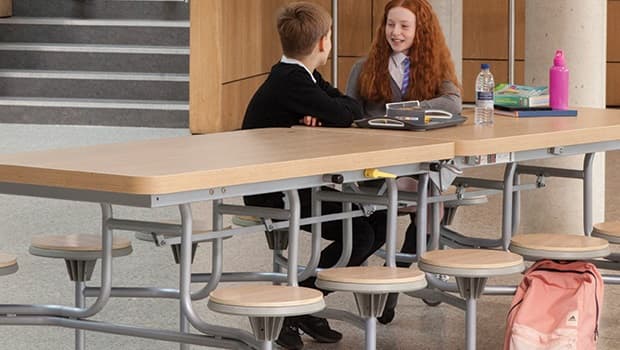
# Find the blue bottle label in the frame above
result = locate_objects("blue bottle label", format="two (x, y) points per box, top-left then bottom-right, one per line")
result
(477, 91), (494, 101)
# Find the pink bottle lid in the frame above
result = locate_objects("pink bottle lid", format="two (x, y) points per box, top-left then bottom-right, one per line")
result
(553, 50), (565, 66)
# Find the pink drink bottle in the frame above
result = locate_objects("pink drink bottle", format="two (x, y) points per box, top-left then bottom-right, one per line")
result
(549, 50), (569, 110)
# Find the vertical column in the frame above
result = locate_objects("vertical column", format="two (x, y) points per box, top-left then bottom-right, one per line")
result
(521, 0), (606, 233)
(430, 0), (463, 81)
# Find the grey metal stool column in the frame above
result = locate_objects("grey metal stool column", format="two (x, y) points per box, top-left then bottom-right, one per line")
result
(509, 233), (610, 261)
(29, 234), (132, 350)
(0, 253), (18, 276)
(316, 266), (427, 350)
(208, 285), (325, 350)
(418, 249), (524, 350)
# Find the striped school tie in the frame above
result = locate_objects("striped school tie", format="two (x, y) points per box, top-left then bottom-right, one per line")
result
(401, 57), (410, 96)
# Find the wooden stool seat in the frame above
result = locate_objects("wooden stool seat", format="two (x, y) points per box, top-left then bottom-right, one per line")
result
(419, 249), (524, 277)
(316, 266), (427, 293)
(208, 285), (325, 317)
(592, 221), (620, 243)
(30, 234), (133, 260)
(0, 253), (18, 276)
(509, 233), (610, 260)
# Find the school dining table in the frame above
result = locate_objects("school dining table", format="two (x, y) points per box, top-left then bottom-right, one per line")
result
(0, 126), (455, 349)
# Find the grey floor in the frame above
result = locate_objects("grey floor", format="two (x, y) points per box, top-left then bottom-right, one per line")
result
(0, 124), (618, 350)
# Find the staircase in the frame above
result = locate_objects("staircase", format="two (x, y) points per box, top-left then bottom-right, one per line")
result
(0, 0), (189, 128)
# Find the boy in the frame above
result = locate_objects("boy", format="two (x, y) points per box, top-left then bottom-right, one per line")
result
(242, 1), (361, 129)
(242, 2), (388, 350)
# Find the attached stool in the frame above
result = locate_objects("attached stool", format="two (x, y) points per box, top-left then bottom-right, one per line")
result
(592, 221), (620, 244)
(208, 285), (325, 350)
(134, 220), (232, 264)
(509, 233), (610, 261)
(418, 249), (524, 350)
(30, 234), (132, 350)
(0, 253), (18, 276)
(316, 266), (427, 350)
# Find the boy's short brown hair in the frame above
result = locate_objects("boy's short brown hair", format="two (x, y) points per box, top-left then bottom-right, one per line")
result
(276, 2), (331, 58)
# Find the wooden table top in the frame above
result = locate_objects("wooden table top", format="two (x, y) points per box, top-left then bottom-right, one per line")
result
(0, 127), (454, 195)
(343, 107), (620, 156)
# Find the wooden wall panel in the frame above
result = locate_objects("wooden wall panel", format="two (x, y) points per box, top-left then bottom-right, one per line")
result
(339, 0), (373, 56)
(609, 1), (620, 61)
(607, 63), (620, 106)
(463, 0), (524, 60)
(189, 0), (222, 134)
(0, 0), (11, 17)
(221, 75), (269, 131)
(462, 60), (524, 102)
(221, 0), (290, 83)
(464, 0), (507, 59)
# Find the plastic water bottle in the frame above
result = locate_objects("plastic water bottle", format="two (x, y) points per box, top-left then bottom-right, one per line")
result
(549, 49), (569, 110)
(474, 63), (495, 125)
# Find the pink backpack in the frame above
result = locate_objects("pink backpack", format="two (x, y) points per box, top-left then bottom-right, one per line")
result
(504, 260), (604, 350)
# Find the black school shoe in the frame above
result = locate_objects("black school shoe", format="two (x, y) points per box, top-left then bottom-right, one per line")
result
(276, 318), (304, 350)
(378, 292), (399, 324)
(290, 315), (342, 343)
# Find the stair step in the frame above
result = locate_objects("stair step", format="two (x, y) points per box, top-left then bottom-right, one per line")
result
(0, 24), (187, 46)
(0, 105), (188, 128)
(0, 42), (189, 55)
(14, 0), (189, 20)
(0, 77), (187, 100)
(0, 17), (189, 27)
(0, 51), (188, 73)
(0, 97), (188, 111)
(0, 70), (188, 82)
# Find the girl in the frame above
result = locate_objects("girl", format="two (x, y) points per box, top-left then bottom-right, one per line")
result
(346, 0), (461, 116)
(345, 0), (462, 324)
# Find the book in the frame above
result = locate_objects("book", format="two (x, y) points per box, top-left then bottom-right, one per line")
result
(494, 83), (549, 108)
(495, 108), (578, 118)
(494, 105), (551, 112)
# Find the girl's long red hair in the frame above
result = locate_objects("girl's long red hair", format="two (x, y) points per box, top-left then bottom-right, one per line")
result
(358, 0), (459, 102)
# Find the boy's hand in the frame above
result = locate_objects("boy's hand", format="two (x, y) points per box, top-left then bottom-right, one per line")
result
(300, 116), (322, 127)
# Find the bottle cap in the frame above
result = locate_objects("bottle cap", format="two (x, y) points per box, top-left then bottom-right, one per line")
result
(553, 50), (565, 66)
(481, 63), (490, 69)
